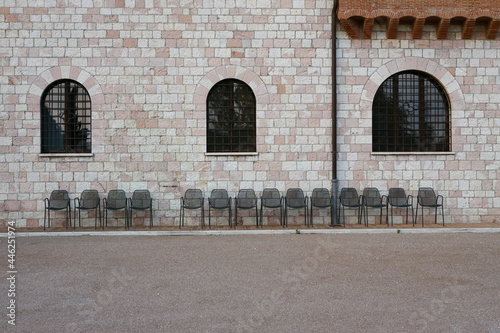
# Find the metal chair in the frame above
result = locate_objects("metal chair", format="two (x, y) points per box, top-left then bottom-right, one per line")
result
(284, 188), (309, 227)
(208, 189), (232, 228)
(310, 188), (333, 226)
(74, 189), (101, 229)
(44, 190), (71, 229)
(180, 189), (204, 228)
(129, 189), (153, 229)
(416, 187), (444, 226)
(338, 187), (363, 226)
(388, 188), (414, 226)
(234, 189), (259, 228)
(260, 188), (283, 227)
(363, 187), (388, 226)
(103, 189), (128, 229)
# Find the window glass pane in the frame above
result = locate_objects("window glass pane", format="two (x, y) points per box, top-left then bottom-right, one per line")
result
(207, 79), (256, 153)
(373, 71), (450, 152)
(41, 80), (91, 153)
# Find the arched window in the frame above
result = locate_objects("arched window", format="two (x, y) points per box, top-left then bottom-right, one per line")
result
(373, 71), (450, 152)
(206, 79), (256, 153)
(41, 80), (91, 153)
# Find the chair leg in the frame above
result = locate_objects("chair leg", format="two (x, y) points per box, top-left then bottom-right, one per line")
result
(256, 206), (259, 228)
(201, 207), (205, 229)
(441, 205), (445, 226)
(304, 207), (308, 227)
(421, 206), (424, 227)
(309, 206), (312, 226)
(234, 206), (238, 229)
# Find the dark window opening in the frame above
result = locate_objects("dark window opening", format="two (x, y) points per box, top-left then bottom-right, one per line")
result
(41, 80), (91, 153)
(373, 71), (450, 152)
(207, 79), (256, 153)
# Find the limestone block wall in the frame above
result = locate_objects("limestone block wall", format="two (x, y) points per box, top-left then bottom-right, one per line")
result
(0, 1), (334, 227)
(336, 23), (500, 223)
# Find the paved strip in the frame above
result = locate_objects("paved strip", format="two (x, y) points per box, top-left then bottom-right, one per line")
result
(1, 227), (500, 237)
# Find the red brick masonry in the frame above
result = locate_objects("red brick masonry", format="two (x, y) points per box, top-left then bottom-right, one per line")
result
(338, 0), (500, 39)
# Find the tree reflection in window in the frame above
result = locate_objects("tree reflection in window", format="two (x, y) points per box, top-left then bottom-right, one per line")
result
(41, 80), (91, 153)
(207, 79), (256, 153)
(373, 71), (450, 152)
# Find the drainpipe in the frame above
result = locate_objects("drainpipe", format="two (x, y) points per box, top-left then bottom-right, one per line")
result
(331, 0), (340, 226)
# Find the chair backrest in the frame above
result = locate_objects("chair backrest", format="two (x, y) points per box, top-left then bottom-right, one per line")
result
(106, 189), (127, 209)
(311, 188), (331, 207)
(49, 190), (70, 209)
(261, 188), (282, 208)
(131, 189), (152, 209)
(209, 189), (230, 209)
(286, 188), (306, 208)
(236, 189), (257, 209)
(183, 189), (203, 209)
(363, 187), (382, 206)
(340, 188), (360, 206)
(80, 190), (100, 209)
(418, 187), (437, 205)
(388, 188), (407, 206)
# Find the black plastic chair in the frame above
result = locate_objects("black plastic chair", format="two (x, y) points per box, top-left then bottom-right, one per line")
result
(74, 189), (101, 229)
(416, 187), (444, 226)
(180, 189), (204, 228)
(310, 188), (333, 226)
(388, 188), (414, 226)
(129, 189), (153, 229)
(338, 187), (363, 226)
(363, 187), (388, 226)
(284, 188), (309, 227)
(44, 190), (71, 229)
(234, 189), (259, 228)
(104, 190), (128, 229)
(208, 189), (232, 228)
(260, 188), (283, 227)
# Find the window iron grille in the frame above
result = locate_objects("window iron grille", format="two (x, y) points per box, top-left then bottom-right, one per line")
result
(207, 79), (256, 153)
(373, 71), (450, 152)
(41, 80), (91, 153)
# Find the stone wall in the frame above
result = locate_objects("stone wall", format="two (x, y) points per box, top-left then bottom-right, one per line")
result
(1, 1), (334, 227)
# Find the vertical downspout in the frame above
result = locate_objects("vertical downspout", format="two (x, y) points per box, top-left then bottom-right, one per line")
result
(331, 0), (340, 226)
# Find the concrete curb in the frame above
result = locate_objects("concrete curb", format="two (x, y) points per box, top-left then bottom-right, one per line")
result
(2, 227), (500, 237)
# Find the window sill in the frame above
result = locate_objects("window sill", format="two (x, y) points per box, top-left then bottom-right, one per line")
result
(205, 152), (259, 156)
(39, 153), (94, 158)
(371, 152), (455, 156)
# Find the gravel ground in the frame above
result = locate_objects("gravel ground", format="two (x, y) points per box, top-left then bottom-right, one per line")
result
(1, 233), (499, 333)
